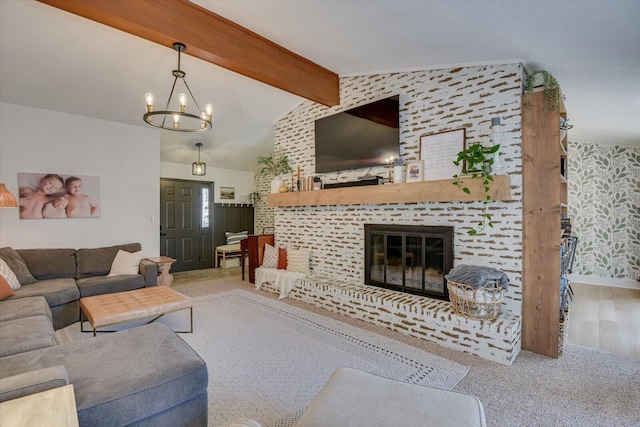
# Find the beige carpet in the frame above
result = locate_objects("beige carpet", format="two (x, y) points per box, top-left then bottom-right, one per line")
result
(58, 284), (467, 426)
(170, 275), (640, 427)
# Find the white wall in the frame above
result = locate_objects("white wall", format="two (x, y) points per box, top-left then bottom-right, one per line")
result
(0, 102), (160, 255)
(160, 161), (255, 204)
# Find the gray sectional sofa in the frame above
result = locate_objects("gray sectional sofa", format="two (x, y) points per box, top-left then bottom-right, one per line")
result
(0, 243), (158, 329)
(0, 296), (208, 426)
(0, 244), (208, 426)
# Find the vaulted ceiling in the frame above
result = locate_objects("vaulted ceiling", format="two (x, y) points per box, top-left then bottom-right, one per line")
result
(1, 1), (638, 172)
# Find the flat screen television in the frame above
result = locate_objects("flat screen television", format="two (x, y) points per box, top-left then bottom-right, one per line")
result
(314, 95), (400, 173)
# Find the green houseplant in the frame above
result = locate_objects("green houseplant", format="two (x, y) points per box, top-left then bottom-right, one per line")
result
(256, 150), (292, 193)
(524, 70), (561, 123)
(452, 142), (500, 235)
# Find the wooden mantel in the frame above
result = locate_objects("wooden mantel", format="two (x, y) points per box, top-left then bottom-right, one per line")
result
(268, 175), (512, 207)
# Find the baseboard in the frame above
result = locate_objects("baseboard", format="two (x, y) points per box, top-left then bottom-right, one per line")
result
(567, 274), (639, 290)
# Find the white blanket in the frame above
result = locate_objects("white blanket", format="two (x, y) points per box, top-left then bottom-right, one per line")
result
(255, 267), (306, 299)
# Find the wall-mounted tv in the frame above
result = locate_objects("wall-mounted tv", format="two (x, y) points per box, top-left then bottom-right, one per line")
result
(314, 95), (400, 173)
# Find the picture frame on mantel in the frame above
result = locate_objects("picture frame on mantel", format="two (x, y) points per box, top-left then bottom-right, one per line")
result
(419, 128), (466, 181)
(405, 160), (424, 182)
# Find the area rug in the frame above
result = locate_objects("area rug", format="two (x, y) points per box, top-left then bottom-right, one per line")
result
(58, 289), (468, 426)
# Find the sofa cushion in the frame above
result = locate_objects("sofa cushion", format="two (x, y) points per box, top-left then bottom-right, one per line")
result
(108, 249), (144, 276)
(0, 365), (68, 403)
(277, 247), (288, 270)
(286, 248), (311, 274)
(11, 278), (79, 308)
(0, 323), (208, 426)
(0, 296), (52, 323)
(17, 248), (77, 280)
(0, 315), (57, 357)
(76, 243), (142, 279)
(226, 231), (248, 245)
(0, 276), (16, 301)
(261, 244), (278, 268)
(0, 258), (20, 290)
(76, 274), (144, 298)
(0, 247), (36, 285)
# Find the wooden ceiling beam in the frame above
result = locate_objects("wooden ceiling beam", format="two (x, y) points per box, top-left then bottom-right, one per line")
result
(36, 0), (339, 106)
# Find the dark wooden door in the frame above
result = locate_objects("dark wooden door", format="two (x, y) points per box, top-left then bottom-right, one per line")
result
(160, 179), (213, 272)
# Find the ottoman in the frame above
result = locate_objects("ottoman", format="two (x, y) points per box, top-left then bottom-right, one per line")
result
(296, 367), (486, 427)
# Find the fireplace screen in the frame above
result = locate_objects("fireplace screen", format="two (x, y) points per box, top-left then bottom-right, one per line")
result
(365, 224), (453, 300)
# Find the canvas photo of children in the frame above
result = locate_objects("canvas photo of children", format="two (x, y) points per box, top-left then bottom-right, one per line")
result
(18, 172), (100, 219)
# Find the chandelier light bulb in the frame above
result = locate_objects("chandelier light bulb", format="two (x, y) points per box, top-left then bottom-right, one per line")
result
(178, 93), (187, 112)
(172, 114), (180, 129)
(145, 93), (154, 113)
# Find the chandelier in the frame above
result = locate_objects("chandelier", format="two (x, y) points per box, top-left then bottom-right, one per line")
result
(144, 43), (213, 132)
(192, 143), (206, 176)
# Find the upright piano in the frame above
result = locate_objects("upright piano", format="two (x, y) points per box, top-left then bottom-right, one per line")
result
(240, 234), (275, 283)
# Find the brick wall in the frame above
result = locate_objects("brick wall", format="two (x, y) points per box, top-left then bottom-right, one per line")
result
(258, 63), (524, 314)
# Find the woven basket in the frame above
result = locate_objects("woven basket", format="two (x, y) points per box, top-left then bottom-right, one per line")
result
(447, 280), (504, 320)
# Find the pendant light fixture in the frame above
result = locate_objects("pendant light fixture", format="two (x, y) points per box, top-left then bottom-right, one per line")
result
(144, 42), (213, 132)
(192, 143), (206, 176)
(0, 184), (18, 208)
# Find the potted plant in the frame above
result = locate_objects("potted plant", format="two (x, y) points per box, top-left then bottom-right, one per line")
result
(524, 70), (561, 123)
(452, 142), (500, 235)
(256, 150), (292, 193)
(247, 191), (261, 204)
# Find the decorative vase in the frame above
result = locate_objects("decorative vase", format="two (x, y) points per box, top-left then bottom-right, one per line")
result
(271, 176), (283, 194)
(490, 127), (506, 175)
(393, 165), (405, 183)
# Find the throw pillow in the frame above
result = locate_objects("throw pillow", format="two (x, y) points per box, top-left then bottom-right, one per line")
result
(261, 244), (278, 269)
(0, 258), (21, 290)
(0, 275), (16, 301)
(277, 247), (288, 270)
(286, 248), (311, 274)
(226, 231), (248, 245)
(0, 247), (36, 285)
(107, 250), (143, 276)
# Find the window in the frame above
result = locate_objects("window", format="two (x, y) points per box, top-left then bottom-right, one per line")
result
(201, 187), (209, 228)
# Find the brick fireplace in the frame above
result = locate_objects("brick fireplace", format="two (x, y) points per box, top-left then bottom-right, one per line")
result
(258, 63), (525, 363)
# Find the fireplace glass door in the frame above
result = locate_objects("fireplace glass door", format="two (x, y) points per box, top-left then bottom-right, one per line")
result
(365, 225), (453, 300)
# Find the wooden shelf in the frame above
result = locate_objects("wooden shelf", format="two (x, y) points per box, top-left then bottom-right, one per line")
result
(268, 175), (512, 207)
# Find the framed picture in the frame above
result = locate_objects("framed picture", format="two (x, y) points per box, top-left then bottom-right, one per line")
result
(17, 172), (100, 219)
(220, 186), (235, 200)
(419, 128), (466, 181)
(405, 160), (424, 182)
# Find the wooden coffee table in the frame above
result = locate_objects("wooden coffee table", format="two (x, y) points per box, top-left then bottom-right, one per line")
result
(80, 286), (193, 336)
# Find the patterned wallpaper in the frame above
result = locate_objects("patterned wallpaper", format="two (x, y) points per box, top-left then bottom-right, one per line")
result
(258, 63), (526, 313)
(568, 142), (640, 281)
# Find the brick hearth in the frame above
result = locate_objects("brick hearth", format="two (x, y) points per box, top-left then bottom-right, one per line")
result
(259, 274), (521, 365)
